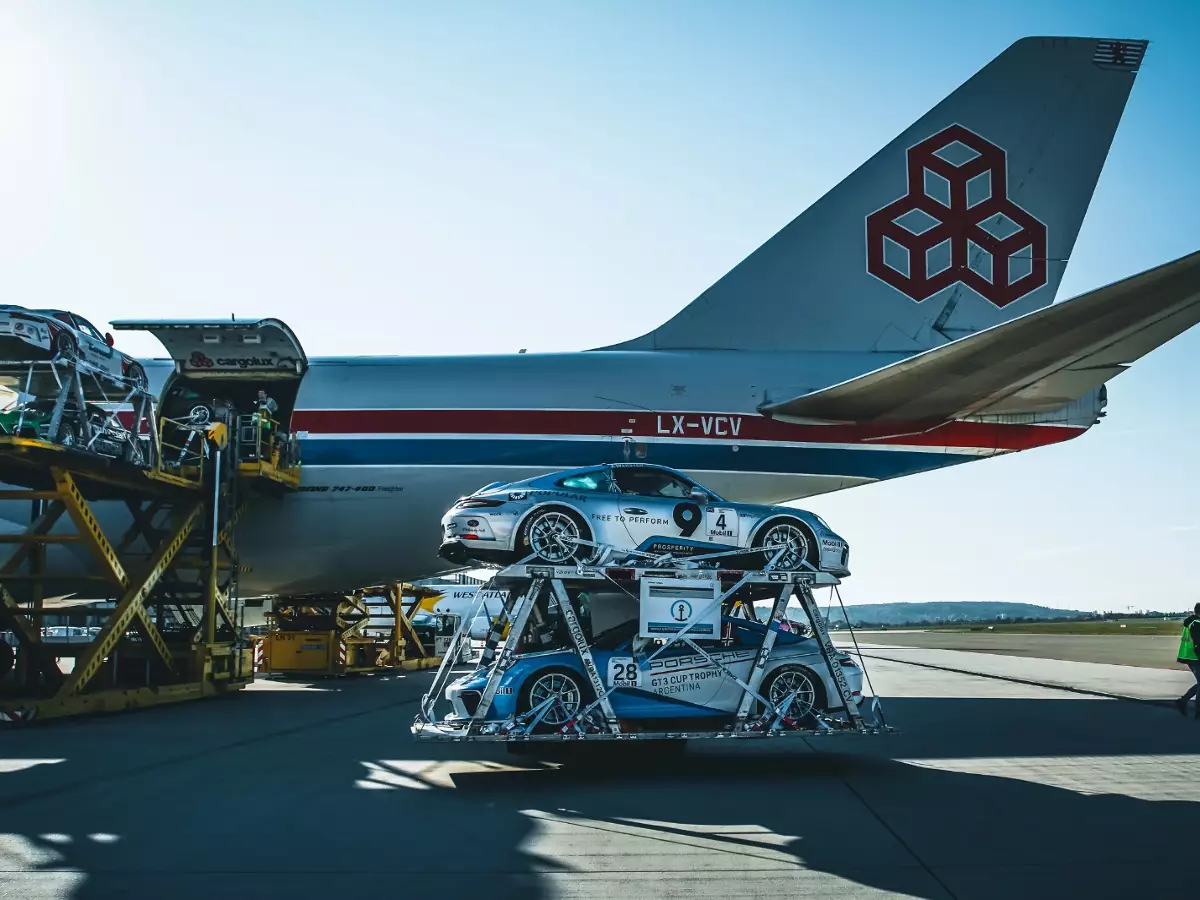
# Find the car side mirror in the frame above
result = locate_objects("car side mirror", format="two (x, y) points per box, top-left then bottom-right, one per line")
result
(104, 332), (115, 347)
(689, 487), (708, 503)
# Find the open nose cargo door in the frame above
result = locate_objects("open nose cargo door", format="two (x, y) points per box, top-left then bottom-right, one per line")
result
(111, 318), (309, 487)
(111, 318), (308, 381)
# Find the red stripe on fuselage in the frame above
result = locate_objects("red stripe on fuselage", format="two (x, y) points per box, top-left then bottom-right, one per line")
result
(290, 409), (1085, 452)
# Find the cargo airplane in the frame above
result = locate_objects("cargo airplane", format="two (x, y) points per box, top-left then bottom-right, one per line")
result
(3, 36), (1199, 599)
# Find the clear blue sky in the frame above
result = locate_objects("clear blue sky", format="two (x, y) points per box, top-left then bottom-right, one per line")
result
(1, 1), (1197, 612)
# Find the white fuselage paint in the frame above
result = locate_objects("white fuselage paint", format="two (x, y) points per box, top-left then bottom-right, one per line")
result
(0, 350), (1092, 598)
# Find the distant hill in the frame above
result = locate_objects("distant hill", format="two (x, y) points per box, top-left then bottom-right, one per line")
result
(782, 601), (1090, 628)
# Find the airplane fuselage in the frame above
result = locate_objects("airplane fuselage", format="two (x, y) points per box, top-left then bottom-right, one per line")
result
(222, 349), (1096, 594)
(0, 352), (1102, 599)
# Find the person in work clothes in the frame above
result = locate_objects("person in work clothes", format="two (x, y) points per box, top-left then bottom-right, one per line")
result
(1174, 603), (1200, 718)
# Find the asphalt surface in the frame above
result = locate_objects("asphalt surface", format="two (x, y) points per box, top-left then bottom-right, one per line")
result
(1, 653), (1198, 900)
(846, 631), (1179, 670)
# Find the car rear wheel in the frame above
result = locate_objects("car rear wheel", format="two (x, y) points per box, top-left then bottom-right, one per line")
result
(518, 668), (590, 731)
(761, 665), (825, 720)
(752, 518), (818, 571)
(53, 331), (77, 361)
(517, 507), (594, 565)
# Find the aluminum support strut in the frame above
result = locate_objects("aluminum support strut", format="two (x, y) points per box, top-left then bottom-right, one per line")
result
(466, 578), (544, 732)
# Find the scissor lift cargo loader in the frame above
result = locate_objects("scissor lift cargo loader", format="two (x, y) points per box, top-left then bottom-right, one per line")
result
(413, 552), (891, 743)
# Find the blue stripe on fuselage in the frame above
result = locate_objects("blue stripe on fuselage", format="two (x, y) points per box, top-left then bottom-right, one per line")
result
(298, 437), (975, 480)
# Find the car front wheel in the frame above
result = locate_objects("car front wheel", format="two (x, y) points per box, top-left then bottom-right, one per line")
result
(752, 519), (818, 571)
(126, 363), (148, 392)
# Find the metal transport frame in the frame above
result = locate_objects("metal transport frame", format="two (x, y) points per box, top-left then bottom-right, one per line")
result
(413, 558), (891, 743)
(0, 338), (302, 724)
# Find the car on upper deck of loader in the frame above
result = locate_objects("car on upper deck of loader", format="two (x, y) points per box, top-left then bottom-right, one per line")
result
(0, 305), (147, 391)
(438, 463), (850, 575)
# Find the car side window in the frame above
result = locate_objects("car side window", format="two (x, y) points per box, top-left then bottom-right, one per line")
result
(72, 316), (104, 341)
(612, 467), (694, 498)
(557, 470), (612, 492)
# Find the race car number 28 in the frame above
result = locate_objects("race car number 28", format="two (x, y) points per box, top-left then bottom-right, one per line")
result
(607, 657), (641, 688)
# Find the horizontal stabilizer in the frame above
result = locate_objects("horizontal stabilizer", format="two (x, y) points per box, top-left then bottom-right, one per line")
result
(760, 250), (1200, 423)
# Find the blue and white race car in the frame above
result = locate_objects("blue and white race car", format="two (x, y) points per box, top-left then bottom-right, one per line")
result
(439, 463), (850, 575)
(444, 614), (864, 730)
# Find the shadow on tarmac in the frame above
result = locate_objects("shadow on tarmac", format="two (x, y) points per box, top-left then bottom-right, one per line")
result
(1, 680), (1197, 900)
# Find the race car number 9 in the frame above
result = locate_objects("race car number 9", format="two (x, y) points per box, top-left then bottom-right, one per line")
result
(672, 501), (702, 537)
(607, 657), (641, 688)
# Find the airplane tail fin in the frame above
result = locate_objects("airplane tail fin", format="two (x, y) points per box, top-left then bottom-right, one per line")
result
(602, 37), (1147, 355)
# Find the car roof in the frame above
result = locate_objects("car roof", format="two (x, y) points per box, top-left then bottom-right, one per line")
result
(546, 463), (689, 478)
(605, 462), (686, 472)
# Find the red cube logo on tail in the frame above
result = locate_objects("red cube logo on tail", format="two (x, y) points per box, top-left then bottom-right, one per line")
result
(865, 125), (1048, 308)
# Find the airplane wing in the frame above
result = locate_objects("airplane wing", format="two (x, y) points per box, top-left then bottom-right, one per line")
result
(760, 249), (1200, 423)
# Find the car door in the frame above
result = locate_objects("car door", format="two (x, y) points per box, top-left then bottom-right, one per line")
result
(704, 621), (763, 712)
(610, 466), (703, 550)
(70, 315), (118, 376)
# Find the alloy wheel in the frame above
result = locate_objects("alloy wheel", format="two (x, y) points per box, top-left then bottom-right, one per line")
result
(527, 672), (582, 726)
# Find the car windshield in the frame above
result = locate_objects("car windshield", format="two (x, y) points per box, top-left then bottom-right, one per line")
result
(557, 470), (613, 492)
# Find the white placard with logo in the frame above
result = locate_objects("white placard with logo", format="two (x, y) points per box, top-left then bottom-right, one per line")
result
(639, 578), (721, 640)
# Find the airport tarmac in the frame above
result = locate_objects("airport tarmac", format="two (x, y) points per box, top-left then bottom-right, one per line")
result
(1, 651), (1198, 900)
(847, 630), (1179, 670)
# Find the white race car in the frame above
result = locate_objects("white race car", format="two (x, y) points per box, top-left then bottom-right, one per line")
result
(439, 463), (851, 575)
(0, 305), (147, 391)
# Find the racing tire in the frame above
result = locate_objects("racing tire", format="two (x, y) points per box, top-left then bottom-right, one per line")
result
(53, 331), (77, 361)
(126, 362), (148, 392)
(750, 518), (819, 571)
(515, 506), (596, 566)
(188, 405), (213, 426)
(55, 420), (81, 449)
(758, 665), (827, 722)
(517, 667), (593, 733)
(124, 439), (147, 468)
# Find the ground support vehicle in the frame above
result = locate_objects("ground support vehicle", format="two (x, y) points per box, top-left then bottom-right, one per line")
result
(252, 582), (457, 677)
(412, 557), (890, 744)
(0, 319), (307, 724)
